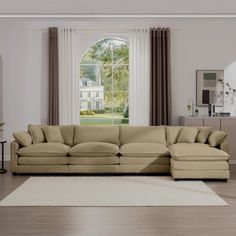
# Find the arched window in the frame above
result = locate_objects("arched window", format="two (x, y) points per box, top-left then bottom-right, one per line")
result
(80, 38), (129, 125)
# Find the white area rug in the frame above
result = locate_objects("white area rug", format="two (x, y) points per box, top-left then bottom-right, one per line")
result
(0, 177), (227, 206)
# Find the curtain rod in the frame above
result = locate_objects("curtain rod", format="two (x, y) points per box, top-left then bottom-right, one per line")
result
(36, 28), (180, 32)
(76, 29), (180, 32)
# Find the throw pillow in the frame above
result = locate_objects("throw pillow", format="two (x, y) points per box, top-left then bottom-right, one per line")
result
(43, 126), (64, 143)
(166, 126), (182, 145)
(13, 131), (32, 147)
(177, 127), (199, 143)
(196, 127), (213, 143)
(60, 125), (74, 146)
(208, 130), (227, 147)
(28, 124), (46, 144)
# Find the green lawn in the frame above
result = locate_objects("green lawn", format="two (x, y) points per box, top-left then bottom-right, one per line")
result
(80, 113), (128, 125)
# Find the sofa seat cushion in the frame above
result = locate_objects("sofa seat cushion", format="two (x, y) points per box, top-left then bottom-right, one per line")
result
(69, 156), (119, 165)
(170, 159), (229, 170)
(171, 168), (230, 179)
(18, 156), (69, 165)
(169, 143), (229, 161)
(18, 143), (70, 157)
(120, 165), (170, 173)
(69, 142), (119, 157)
(120, 156), (170, 165)
(120, 143), (169, 157)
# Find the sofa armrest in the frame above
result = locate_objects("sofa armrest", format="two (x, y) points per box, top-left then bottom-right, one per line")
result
(10, 141), (20, 173)
(219, 140), (229, 154)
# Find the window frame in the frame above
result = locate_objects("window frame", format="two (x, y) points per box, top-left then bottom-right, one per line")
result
(80, 37), (129, 125)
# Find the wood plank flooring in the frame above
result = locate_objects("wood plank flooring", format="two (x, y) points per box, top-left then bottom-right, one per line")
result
(0, 163), (236, 236)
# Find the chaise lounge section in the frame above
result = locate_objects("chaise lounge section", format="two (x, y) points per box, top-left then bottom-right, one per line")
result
(11, 125), (230, 180)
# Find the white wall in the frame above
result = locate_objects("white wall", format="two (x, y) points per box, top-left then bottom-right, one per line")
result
(0, 20), (49, 157)
(224, 61), (236, 115)
(169, 19), (236, 120)
(1, 18), (236, 159)
(0, 52), (3, 140)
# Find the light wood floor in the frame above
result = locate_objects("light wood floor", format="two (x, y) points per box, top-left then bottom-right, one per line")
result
(1, 163), (236, 236)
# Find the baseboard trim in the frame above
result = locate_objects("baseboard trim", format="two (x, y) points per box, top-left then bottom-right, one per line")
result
(5, 155), (10, 161)
(229, 160), (236, 164)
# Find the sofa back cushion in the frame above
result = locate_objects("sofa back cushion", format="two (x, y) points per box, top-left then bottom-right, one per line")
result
(120, 126), (166, 145)
(166, 126), (213, 145)
(43, 126), (64, 144)
(74, 125), (120, 145)
(28, 124), (46, 144)
(177, 127), (199, 143)
(166, 126), (182, 145)
(208, 130), (227, 147)
(60, 125), (75, 146)
(196, 127), (213, 143)
(120, 143), (169, 157)
(13, 131), (32, 147)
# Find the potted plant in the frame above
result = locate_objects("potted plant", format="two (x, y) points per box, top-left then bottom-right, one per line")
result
(0, 122), (4, 131)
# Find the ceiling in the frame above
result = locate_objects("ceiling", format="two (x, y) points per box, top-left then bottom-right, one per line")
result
(0, 0), (236, 16)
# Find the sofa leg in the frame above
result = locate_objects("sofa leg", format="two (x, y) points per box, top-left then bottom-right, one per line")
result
(221, 179), (228, 182)
(12, 172), (18, 176)
(173, 178), (181, 181)
(174, 178), (228, 182)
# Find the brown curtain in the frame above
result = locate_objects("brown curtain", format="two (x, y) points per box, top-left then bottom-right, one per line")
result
(48, 27), (59, 125)
(150, 28), (171, 126)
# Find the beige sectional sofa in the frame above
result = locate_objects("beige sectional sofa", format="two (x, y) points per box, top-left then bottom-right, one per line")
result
(10, 125), (230, 180)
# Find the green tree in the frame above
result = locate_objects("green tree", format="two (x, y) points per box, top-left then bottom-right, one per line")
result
(0, 122), (4, 131)
(80, 38), (129, 110)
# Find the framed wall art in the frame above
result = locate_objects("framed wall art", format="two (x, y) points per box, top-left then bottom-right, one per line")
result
(196, 70), (224, 107)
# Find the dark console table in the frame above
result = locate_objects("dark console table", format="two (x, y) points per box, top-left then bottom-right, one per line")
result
(0, 141), (7, 173)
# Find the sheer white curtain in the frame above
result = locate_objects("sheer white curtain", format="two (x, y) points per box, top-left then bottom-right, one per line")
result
(58, 29), (80, 124)
(129, 29), (150, 125)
